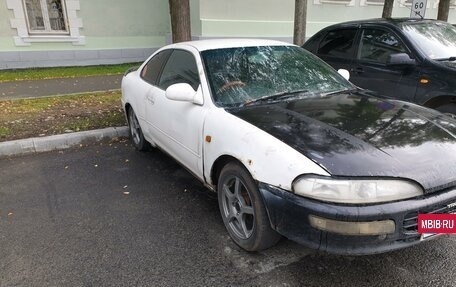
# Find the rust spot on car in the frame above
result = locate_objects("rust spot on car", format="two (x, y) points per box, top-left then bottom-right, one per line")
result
(247, 159), (253, 165)
(205, 135), (212, 143)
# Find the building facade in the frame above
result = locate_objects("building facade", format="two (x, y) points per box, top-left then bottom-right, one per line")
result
(0, 0), (455, 69)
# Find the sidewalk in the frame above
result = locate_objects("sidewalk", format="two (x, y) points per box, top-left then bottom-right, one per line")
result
(0, 74), (122, 100)
(0, 73), (126, 153)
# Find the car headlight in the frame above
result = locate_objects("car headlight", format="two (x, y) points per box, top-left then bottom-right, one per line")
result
(293, 175), (423, 204)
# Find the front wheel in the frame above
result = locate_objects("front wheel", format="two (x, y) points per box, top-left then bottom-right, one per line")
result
(217, 162), (281, 251)
(127, 107), (150, 151)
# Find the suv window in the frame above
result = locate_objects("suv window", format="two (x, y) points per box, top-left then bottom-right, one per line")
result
(158, 50), (200, 91)
(317, 29), (357, 58)
(303, 32), (324, 52)
(141, 50), (172, 85)
(359, 28), (407, 64)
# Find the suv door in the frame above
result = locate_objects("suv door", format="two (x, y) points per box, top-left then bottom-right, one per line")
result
(351, 27), (421, 102)
(315, 28), (358, 72)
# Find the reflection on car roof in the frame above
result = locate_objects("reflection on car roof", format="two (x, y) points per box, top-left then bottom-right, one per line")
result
(165, 38), (296, 52)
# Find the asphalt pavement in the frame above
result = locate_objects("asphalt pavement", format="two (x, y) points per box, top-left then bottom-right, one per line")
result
(1, 141), (456, 287)
(0, 74), (122, 100)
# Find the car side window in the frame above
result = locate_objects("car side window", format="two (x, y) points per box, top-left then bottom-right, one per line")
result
(359, 28), (407, 64)
(158, 50), (200, 91)
(303, 32), (324, 52)
(317, 29), (357, 58)
(140, 50), (172, 85)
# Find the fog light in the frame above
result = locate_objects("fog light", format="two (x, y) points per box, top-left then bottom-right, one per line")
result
(309, 215), (395, 236)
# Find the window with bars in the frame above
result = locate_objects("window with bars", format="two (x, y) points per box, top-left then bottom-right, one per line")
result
(23, 0), (68, 34)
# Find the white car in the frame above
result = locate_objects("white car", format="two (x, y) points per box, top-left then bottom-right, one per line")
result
(121, 39), (456, 255)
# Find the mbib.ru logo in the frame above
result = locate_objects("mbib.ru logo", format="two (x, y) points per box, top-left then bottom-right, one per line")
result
(418, 214), (456, 234)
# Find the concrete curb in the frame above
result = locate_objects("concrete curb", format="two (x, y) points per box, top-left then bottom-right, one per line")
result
(0, 126), (129, 158)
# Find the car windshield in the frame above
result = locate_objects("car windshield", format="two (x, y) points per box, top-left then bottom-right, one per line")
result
(401, 21), (456, 60)
(201, 45), (353, 107)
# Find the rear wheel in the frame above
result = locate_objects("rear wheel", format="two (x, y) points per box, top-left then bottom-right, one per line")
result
(217, 162), (281, 251)
(127, 107), (150, 151)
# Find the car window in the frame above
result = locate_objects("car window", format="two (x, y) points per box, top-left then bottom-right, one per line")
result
(401, 21), (456, 60)
(303, 32), (324, 52)
(140, 50), (172, 85)
(202, 46), (354, 107)
(317, 29), (357, 58)
(359, 28), (407, 64)
(158, 50), (200, 91)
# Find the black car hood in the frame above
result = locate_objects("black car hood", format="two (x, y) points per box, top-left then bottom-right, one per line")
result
(229, 92), (456, 193)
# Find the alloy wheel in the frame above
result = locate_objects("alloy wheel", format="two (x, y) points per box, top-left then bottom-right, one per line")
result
(220, 175), (255, 239)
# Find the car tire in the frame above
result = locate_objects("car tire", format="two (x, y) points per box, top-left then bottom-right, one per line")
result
(217, 162), (281, 251)
(127, 107), (150, 151)
(436, 103), (456, 116)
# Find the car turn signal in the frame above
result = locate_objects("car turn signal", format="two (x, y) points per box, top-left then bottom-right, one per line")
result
(420, 78), (429, 84)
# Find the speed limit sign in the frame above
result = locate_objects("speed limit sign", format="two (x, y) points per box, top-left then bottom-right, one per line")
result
(411, 0), (427, 18)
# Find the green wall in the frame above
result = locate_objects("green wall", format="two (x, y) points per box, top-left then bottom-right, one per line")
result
(0, 0), (15, 38)
(78, 0), (170, 50)
(80, 0), (170, 38)
(199, 0), (455, 37)
(1, 0), (171, 51)
(1, 0), (455, 66)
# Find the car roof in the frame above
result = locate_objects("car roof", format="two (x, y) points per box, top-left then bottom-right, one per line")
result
(164, 38), (296, 52)
(324, 18), (444, 29)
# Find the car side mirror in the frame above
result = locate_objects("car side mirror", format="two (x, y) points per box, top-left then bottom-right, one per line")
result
(338, 69), (350, 81)
(165, 83), (203, 105)
(387, 53), (416, 66)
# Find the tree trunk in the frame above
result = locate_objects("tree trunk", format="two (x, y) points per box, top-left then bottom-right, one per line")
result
(293, 0), (307, 46)
(437, 0), (450, 21)
(382, 0), (394, 18)
(169, 0), (191, 43)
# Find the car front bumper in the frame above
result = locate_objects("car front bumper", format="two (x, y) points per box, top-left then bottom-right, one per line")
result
(258, 183), (456, 255)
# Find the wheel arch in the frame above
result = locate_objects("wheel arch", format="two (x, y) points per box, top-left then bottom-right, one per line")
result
(123, 102), (133, 124)
(209, 155), (251, 191)
(124, 102), (132, 113)
(422, 95), (456, 109)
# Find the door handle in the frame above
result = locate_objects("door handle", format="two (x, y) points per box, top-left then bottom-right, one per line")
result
(146, 94), (155, 105)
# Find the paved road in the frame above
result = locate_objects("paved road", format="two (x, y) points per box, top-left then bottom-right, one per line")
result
(1, 141), (456, 287)
(0, 74), (122, 100)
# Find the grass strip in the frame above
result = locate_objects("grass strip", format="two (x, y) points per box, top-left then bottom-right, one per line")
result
(0, 63), (140, 83)
(0, 91), (127, 142)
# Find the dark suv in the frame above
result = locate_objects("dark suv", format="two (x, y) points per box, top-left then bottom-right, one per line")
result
(303, 18), (456, 114)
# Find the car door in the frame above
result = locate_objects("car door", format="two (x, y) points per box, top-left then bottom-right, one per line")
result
(145, 49), (205, 176)
(315, 28), (358, 72)
(351, 27), (421, 102)
(136, 50), (172, 131)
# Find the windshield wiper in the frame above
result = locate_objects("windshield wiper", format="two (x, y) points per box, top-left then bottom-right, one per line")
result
(243, 89), (309, 106)
(436, 56), (456, 62)
(321, 87), (358, 96)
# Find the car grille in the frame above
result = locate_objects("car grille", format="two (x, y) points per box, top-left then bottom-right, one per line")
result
(403, 201), (456, 234)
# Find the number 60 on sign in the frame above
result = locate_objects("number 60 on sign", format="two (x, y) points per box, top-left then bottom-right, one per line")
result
(410, 0), (427, 19)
